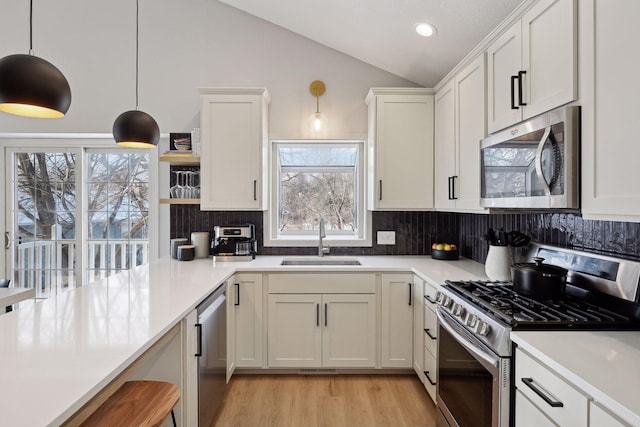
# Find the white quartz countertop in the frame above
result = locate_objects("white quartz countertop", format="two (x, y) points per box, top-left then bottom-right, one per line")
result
(511, 330), (640, 425)
(5, 254), (639, 426)
(0, 255), (484, 426)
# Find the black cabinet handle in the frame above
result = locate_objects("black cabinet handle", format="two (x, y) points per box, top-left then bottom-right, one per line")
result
(235, 283), (240, 306)
(408, 283), (412, 306)
(518, 70), (527, 106)
(379, 180), (383, 200)
(195, 323), (202, 357)
(316, 303), (320, 327)
(511, 75), (519, 110)
(424, 328), (437, 340)
(425, 371), (436, 386)
(425, 295), (436, 304)
(451, 176), (458, 200)
(325, 303), (328, 326)
(447, 176), (453, 200)
(521, 378), (564, 407)
(253, 180), (257, 201)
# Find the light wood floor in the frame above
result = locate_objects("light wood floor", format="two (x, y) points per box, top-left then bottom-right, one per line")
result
(213, 374), (437, 427)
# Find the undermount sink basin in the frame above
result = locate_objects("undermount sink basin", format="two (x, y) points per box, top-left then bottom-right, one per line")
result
(280, 257), (361, 266)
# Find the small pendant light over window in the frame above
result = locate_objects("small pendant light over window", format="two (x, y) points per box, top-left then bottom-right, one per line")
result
(0, 0), (72, 118)
(113, 0), (159, 148)
(309, 80), (326, 133)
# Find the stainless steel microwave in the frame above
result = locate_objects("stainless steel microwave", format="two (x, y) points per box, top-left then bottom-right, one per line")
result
(480, 106), (580, 209)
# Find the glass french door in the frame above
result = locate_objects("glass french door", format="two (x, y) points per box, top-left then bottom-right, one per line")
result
(6, 150), (81, 299)
(4, 146), (152, 300)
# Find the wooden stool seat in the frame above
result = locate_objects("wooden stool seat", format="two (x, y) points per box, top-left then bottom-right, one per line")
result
(80, 380), (180, 427)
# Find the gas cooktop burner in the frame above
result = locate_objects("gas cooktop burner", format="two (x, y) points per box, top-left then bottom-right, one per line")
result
(444, 279), (640, 330)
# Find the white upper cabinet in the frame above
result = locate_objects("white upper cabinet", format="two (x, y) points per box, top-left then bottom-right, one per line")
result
(580, 0), (640, 221)
(434, 81), (456, 211)
(366, 88), (435, 210)
(199, 88), (269, 210)
(434, 54), (487, 212)
(487, 0), (577, 133)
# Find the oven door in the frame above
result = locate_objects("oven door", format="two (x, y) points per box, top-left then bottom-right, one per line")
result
(436, 309), (510, 427)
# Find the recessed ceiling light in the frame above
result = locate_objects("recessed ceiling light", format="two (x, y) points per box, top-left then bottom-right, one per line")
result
(415, 22), (437, 37)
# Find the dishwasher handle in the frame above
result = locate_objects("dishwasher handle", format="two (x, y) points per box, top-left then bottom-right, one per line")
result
(195, 323), (202, 357)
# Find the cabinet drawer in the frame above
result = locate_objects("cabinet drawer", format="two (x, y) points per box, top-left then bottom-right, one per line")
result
(515, 348), (588, 426)
(423, 306), (437, 357)
(268, 273), (376, 294)
(423, 280), (439, 307)
(423, 345), (437, 402)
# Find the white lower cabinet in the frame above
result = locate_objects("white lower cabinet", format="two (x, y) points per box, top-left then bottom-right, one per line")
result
(589, 401), (630, 427)
(515, 389), (556, 427)
(230, 273), (263, 368)
(268, 294), (322, 367)
(381, 274), (414, 368)
(422, 279), (439, 402)
(515, 347), (588, 426)
(182, 309), (199, 427)
(412, 276), (425, 382)
(268, 292), (376, 368)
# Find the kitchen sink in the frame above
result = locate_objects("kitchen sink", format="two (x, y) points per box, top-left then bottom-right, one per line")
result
(280, 257), (361, 266)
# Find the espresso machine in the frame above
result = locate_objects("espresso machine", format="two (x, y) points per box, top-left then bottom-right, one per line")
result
(211, 224), (257, 261)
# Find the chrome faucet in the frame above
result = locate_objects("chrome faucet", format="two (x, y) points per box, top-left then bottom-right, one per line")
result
(318, 217), (330, 257)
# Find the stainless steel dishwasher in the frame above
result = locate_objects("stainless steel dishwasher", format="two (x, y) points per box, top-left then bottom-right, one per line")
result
(196, 282), (227, 426)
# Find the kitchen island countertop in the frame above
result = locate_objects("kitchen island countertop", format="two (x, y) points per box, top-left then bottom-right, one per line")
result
(0, 255), (485, 426)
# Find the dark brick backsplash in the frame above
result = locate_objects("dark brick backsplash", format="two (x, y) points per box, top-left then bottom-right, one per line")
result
(170, 206), (640, 263)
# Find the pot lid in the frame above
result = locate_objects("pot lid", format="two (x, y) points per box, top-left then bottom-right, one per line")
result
(512, 257), (568, 277)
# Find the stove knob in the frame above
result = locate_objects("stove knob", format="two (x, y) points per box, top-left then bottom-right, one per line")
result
(435, 291), (444, 305)
(465, 313), (478, 328)
(452, 303), (464, 317)
(475, 321), (490, 336)
(442, 295), (453, 308)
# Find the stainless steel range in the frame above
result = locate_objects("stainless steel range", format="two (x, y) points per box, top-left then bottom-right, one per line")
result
(435, 244), (640, 427)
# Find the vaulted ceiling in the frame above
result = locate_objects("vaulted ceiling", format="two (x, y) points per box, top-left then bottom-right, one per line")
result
(218, 0), (525, 86)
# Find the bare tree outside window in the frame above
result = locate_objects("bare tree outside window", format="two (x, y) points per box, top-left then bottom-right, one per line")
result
(277, 143), (359, 236)
(12, 151), (150, 296)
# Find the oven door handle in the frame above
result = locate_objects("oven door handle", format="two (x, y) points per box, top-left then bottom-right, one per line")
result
(437, 309), (500, 369)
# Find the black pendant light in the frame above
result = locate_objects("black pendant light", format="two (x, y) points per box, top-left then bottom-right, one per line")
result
(0, 0), (71, 118)
(113, 0), (159, 148)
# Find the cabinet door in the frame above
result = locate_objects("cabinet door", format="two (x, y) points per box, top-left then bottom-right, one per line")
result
(434, 81), (456, 211)
(522, 0), (577, 120)
(487, 21), (522, 133)
(268, 294), (322, 367)
(581, 0), (640, 221)
(515, 389), (556, 427)
(233, 273), (263, 368)
(455, 54), (487, 212)
(372, 94), (434, 210)
(381, 274), (413, 367)
(182, 309), (198, 427)
(412, 276), (425, 378)
(322, 294), (376, 368)
(589, 401), (630, 427)
(199, 89), (268, 211)
(226, 280), (235, 383)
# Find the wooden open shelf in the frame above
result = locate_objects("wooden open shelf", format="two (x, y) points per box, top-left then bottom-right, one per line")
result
(160, 198), (200, 205)
(159, 155), (200, 165)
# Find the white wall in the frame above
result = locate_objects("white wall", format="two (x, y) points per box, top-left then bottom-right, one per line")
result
(0, 0), (418, 138)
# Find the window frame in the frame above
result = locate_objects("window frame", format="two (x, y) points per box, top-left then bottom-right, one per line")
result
(263, 139), (372, 247)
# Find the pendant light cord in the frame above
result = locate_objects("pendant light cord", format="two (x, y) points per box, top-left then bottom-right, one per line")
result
(29, 0), (33, 55)
(135, 0), (140, 110)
